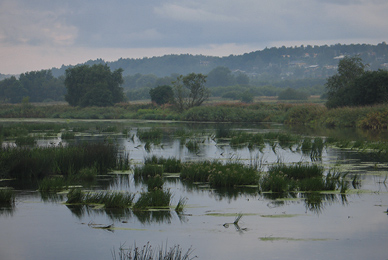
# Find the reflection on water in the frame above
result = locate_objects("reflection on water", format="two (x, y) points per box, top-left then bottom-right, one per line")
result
(2, 121), (388, 260)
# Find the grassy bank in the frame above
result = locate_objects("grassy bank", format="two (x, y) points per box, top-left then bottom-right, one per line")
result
(2, 102), (388, 129)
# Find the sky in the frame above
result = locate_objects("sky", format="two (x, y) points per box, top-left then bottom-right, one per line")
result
(0, 0), (387, 75)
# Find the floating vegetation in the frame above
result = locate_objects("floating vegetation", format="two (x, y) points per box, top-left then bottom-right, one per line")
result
(259, 236), (331, 242)
(112, 241), (195, 260)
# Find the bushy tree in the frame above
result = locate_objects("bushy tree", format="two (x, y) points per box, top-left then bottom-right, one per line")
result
(65, 64), (124, 107)
(325, 56), (366, 108)
(149, 85), (174, 105)
(351, 70), (388, 106)
(325, 56), (388, 108)
(172, 73), (209, 111)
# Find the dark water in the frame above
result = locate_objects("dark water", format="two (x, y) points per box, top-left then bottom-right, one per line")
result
(1, 120), (387, 260)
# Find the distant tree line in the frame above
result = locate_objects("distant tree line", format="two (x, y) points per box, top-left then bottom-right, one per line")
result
(0, 70), (65, 103)
(51, 42), (388, 80)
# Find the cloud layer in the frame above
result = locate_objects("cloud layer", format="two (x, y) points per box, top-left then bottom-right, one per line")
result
(1, 0), (387, 74)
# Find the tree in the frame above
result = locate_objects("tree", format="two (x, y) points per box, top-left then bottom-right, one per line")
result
(206, 66), (234, 87)
(172, 73), (209, 111)
(351, 70), (388, 106)
(149, 85), (174, 105)
(65, 64), (124, 107)
(325, 56), (367, 108)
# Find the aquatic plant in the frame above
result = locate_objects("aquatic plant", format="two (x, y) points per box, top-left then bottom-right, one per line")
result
(136, 128), (163, 142)
(144, 156), (182, 173)
(112, 241), (195, 260)
(15, 135), (36, 146)
(180, 160), (259, 187)
(0, 142), (121, 180)
(185, 139), (200, 153)
(67, 190), (135, 208)
(133, 189), (172, 209)
(0, 188), (15, 205)
(38, 176), (68, 191)
(134, 164), (163, 180)
(175, 197), (187, 214)
(147, 175), (164, 191)
(66, 188), (84, 204)
(61, 131), (75, 139)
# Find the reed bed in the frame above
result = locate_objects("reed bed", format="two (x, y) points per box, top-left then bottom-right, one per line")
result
(180, 161), (259, 188)
(0, 142), (122, 180)
(260, 163), (348, 193)
(133, 189), (172, 209)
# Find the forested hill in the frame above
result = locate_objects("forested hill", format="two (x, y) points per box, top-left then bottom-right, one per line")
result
(51, 42), (388, 78)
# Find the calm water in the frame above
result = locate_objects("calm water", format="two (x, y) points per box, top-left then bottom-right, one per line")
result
(1, 120), (387, 260)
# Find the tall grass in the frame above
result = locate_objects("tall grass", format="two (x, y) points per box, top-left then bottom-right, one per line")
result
(260, 163), (348, 193)
(0, 142), (122, 180)
(133, 189), (172, 209)
(66, 189), (135, 208)
(180, 161), (259, 187)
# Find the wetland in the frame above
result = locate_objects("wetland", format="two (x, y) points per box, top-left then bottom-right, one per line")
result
(0, 119), (388, 260)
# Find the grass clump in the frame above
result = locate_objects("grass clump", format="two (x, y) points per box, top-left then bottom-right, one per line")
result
(134, 164), (163, 180)
(38, 176), (68, 191)
(175, 197), (187, 214)
(66, 189), (135, 208)
(260, 163), (348, 193)
(180, 161), (259, 188)
(133, 189), (172, 209)
(0, 188), (15, 205)
(136, 128), (163, 142)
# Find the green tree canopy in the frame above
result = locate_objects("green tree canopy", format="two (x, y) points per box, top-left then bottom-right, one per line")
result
(325, 56), (388, 108)
(0, 70), (65, 103)
(325, 56), (367, 108)
(65, 64), (124, 107)
(172, 73), (209, 111)
(149, 85), (174, 105)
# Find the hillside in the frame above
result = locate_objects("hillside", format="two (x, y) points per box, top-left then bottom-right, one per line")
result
(51, 42), (388, 79)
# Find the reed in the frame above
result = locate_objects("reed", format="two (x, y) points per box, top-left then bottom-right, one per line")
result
(38, 176), (68, 191)
(146, 175), (164, 191)
(0, 189), (15, 205)
(133, 189), (172, 209)
(137, 128), (163, 142)
(1, 142), (120, 180)
(180, 160), (259, 187)
(67, 190), (135, 208)
(112, 241), (195, 260)
(175, 197), (187, 214)
(134, 164), (163, 180)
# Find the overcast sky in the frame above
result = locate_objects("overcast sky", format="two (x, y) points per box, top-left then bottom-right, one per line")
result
(0, 0), (387, 74)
